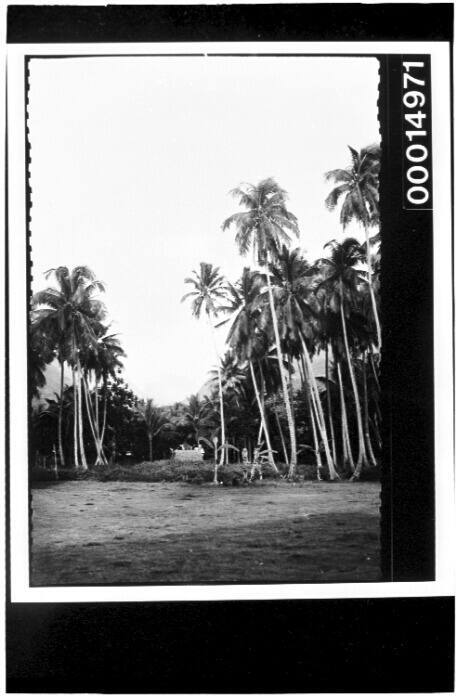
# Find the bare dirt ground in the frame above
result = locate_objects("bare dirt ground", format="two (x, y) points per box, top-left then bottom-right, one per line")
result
(31, 480), (381, 585)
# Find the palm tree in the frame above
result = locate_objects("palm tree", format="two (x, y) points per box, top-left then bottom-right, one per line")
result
(208, 349), (246, 399)
(222, 177), (300, 472)
(325, 144), (381, 348)
(268, 246), (339, 479)
(95, 332), (125, 463)
(219, 269), (277, 470)
(182, 262), (228, 478)
(29, 323), (54, 400)
(32, 266), (106, 470)
(317, 238), (370, 479)
(137, 399), (171, 462)
(183, 394), (215, 445)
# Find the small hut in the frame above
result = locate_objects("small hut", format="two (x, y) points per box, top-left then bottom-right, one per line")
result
(172, 447), (204, 463)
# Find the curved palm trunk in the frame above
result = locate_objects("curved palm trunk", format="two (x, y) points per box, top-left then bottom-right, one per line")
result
(299, 334), (339, 480)
(249, 361), (277, 471)
(76, 360), (88, 470)
(339, 283), (368, 480)
(82, 373), (107, 466)
(93, 381), (108, 466)
(325, 345), (337, 465)
(265, 256), (297, 475)
(100, 380), (108, 447)
(301, 360), (323, 479)
(363, 223), (381, 349)
(273, 409), (288, 466)
(368, 345), (380, 392)
(337, 360), (355, 472)
(207, 315), (226, 472)
(362, 352), (377, 467)
(82, 374), (98, 457)
(58, 360), (65, 467)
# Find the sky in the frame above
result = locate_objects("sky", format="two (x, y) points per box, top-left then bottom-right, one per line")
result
(28, 55), (380, 405)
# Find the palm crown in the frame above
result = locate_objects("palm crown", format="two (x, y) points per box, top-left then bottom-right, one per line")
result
(222, 178), (300, 266)
(32, 265), (106, 364)
(220, 268), (267, 362)
(325, 144), (380, 229)
(181, 262), (227, 318)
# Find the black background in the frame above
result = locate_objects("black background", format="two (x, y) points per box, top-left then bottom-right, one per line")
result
(6, 3), (454, 693)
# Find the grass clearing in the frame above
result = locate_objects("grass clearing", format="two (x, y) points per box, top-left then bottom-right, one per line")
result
(31, 480), (381, 585)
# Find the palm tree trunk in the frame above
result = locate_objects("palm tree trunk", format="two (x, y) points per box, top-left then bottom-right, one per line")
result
(369, 344), (381, 391)
(299, 334), (339, 480)
(207, 315), (226, 469)
(76, 360), (88, 470)
(93, 381), (108, 465)
(82, 373), (106, 466)
(274, 409), (288, 466)
(337, 360), (355, 472)
(100, 378), (108, 447)
(58, 360), (65, 467)
(339, 284), (368, 480)
(148, 435), (153, 462)
(265, 255), (297, 475)
(325, 344), (337, 465)
(95, 381), (100, 433)
(309, 394), (323, 480)
(72, 365), (79, 467)
(363, 223), (381, 349)
(249, 361), (277, 471)
(301, 361), (322, 479)
(287, 357), (297, 429)
(362, 352), (377, 467)
(82, 373), (98, 452)
(257, 420), (263, 444)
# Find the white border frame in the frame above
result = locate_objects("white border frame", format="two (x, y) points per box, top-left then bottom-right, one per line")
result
(7, 41), (454, 603)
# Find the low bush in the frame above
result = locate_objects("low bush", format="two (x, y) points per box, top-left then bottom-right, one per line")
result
(94, 459), (215, 484)
(31, 458), (363, 485)
(30, 467), (92, 482)
(217, 463), (247, 486)
(30, 467), (58, 482)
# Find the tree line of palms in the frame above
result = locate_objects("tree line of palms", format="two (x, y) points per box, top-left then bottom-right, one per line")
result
(31, 144), (380, 481)
(30, 266), (126, 470)
(182, 144), (381, 481)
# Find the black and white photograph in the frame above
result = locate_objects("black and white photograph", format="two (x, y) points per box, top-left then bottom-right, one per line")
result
(26, 53), (384, 586)
(4, 3), (455, 692)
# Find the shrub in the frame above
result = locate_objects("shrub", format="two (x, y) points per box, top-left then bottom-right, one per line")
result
(217, 463), (248, 486)
(30, 467), (92, 482)
(94, 459), (215, 484)
(30, 467), (57, 482)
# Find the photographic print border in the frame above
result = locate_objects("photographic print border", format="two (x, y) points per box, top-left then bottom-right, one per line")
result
(8, 41), (452, 601)
(5, 3), (455, 693)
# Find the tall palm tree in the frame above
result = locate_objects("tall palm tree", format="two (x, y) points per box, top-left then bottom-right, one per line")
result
(317, 238), (370, 479)
(268, 246), (339, 479)
(137, 399), (171, 462)
(222, 177), (300, 472)
(325, 144), (381, 348)
(219, 269), (277, 470)
(182, 262), (228, 477)
(32, 266), (106, 470)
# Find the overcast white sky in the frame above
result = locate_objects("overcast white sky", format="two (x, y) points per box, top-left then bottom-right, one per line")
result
(28, 55), (379, 405)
